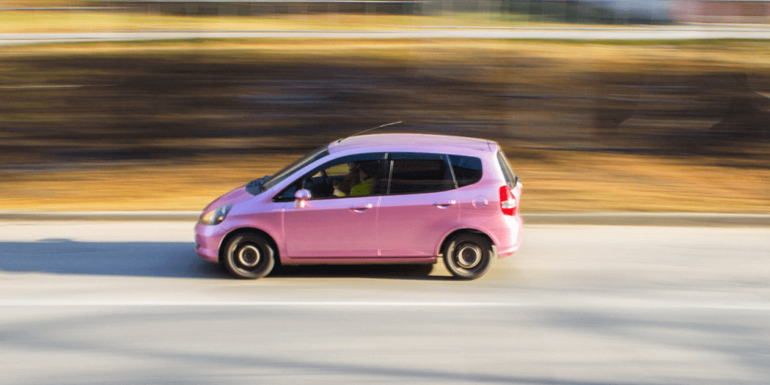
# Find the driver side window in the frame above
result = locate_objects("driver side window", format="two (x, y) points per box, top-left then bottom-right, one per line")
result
(280, 152), (386, 201)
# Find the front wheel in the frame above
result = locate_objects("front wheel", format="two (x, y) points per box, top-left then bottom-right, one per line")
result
(443, 233), (494, 280)
(223, 233), (276, 279)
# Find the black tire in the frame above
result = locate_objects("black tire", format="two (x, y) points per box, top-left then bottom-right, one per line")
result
(443, 233), (494, 280)
(223, 233), (276, 279)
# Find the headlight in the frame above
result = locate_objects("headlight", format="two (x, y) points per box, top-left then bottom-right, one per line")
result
(200, 204), (232, 226)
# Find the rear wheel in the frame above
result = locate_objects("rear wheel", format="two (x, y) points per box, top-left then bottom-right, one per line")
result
(223, 233), (276, 279)
(443, 233), (494, 280)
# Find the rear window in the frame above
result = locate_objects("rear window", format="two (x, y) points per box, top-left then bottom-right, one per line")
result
(496, 150), (517, 187)
(388, 153), (454, 195)
(448, 155), (482, 188)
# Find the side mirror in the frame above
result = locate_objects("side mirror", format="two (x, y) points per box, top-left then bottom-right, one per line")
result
(294, 189), (311, 208)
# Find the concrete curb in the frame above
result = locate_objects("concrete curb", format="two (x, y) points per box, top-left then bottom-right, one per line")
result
(522, 213), (770, 227)
(0, 211), (201, 222)
(1, 211), (769, 227)
(3, 29), (770, 47)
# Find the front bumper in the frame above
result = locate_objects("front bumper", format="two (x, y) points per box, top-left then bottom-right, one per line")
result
(194, 221), (226, 263)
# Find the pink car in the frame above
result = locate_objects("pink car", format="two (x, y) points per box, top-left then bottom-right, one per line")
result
(195, 134), (523, 280)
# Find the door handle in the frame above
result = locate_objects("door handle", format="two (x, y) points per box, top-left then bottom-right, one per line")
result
(433, 200), (456, 209)
(350, 203), (373, 212)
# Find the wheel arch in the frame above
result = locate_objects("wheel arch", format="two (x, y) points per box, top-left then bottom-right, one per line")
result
(219, 227), (281, 265)
(437, 228), (496, 257)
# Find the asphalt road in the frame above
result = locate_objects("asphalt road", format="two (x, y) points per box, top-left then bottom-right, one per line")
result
(1, 221), (769, 384)
(2, 26), (770, 45)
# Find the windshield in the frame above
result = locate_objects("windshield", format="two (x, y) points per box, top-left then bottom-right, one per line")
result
(261, 145), (330, 192)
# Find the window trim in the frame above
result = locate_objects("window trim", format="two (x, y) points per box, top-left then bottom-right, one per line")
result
(273, 151), (484, 201)
(385, 158), (394, 195)
(444, 154), (460, 190)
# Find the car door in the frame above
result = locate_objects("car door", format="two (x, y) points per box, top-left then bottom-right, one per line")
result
(377, 153), (459, 257)
(280, 152), (387, 258)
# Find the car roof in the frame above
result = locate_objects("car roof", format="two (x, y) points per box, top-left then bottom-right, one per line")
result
(328, 133), (494, 155)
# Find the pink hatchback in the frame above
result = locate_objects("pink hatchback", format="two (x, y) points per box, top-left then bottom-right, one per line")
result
(195, 134), (523, 280)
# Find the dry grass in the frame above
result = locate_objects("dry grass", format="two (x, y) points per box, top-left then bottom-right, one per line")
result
(0, 11), (571, 33)
(5, 38), (769, 71)
(512, 150), (770, 213)
(2, 0), (90, 6)
(0, 155), (291, 212)
(2, 150), (769, 213)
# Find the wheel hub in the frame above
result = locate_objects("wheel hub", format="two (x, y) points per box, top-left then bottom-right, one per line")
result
(238, 245), (261, 267)
(456, 244), (482, 269)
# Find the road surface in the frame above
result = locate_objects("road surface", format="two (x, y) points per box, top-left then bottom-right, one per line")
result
(1, 220), (769, 384)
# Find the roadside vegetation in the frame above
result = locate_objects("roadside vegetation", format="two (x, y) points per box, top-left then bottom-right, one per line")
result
(1, 39), (768, 212)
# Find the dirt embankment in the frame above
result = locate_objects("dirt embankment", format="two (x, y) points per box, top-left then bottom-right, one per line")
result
(1, 40), (769, 212)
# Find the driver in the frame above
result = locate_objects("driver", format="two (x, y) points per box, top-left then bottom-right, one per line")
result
(349, 161), (380, 197)
(333, 163), (361, 197)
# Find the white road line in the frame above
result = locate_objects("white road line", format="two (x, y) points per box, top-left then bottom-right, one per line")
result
(0, 300), (768, 310)
(0, 301), (534, 307)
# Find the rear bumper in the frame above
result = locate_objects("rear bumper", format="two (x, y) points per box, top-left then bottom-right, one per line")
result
(497, 243), (520, 257)
(496, 214), (523, 258)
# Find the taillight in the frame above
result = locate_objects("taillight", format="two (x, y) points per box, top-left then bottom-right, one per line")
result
(499, 185), (517, 216)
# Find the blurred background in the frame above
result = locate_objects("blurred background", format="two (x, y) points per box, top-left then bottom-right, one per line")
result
(1, 0), (768, 213)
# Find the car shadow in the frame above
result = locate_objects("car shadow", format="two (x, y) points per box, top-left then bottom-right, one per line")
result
(271, 263), (444, 280)
(0, 240), (447, 281)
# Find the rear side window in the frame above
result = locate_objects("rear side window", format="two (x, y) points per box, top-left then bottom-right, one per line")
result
(496, 150), (517, 187)
(448, 155), (482, 188)
(388, 153), (454, 195)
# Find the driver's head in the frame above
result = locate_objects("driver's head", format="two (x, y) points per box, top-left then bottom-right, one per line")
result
(359, 161), (380, 179)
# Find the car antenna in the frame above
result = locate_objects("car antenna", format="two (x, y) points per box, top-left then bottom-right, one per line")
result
(349, 121), (402, 138)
